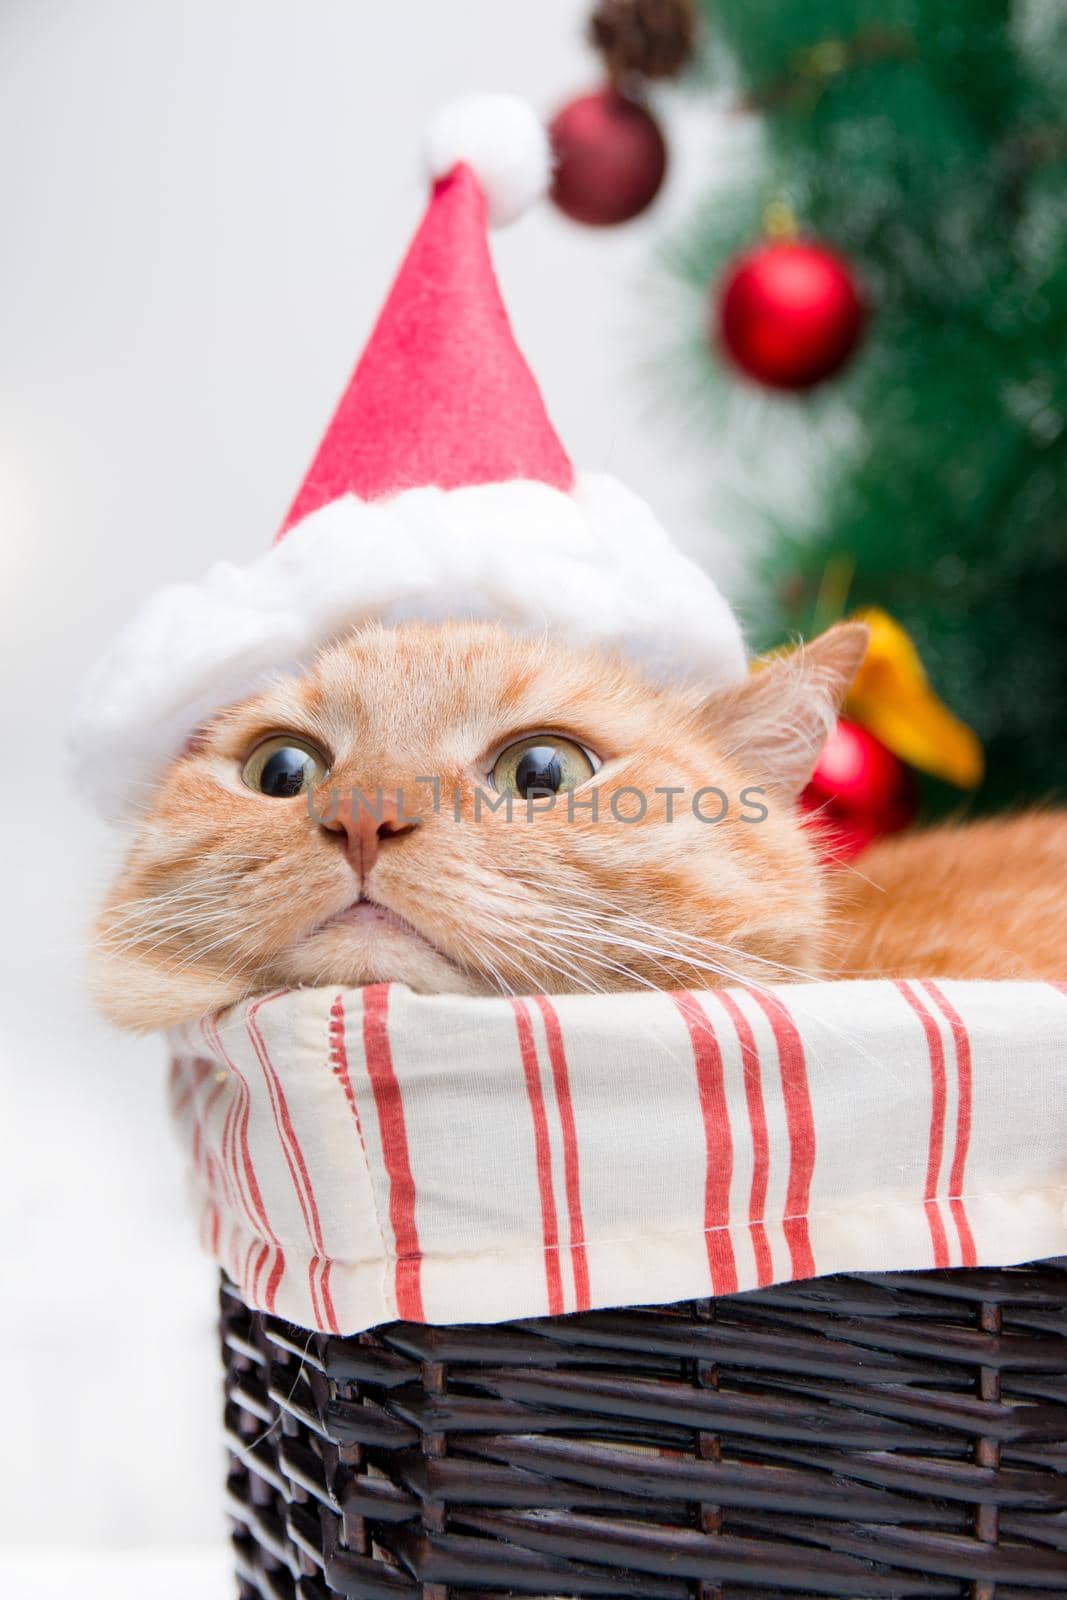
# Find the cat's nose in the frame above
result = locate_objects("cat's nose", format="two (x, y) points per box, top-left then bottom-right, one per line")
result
(320, 791), (419, 877)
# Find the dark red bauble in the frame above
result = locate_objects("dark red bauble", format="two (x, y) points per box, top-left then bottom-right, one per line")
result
(801, 719), (916, 863)
(717, 240), (866, 389)
(549, 88), (667, 226)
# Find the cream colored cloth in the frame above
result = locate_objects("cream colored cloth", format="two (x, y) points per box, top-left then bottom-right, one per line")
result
(168, 980), (1067, 1334)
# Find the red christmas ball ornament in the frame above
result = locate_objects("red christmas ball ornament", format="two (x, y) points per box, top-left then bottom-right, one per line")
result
(549, 88), (667, 226)
(717, 240), (866, 389)
(802, 719), (916, 863)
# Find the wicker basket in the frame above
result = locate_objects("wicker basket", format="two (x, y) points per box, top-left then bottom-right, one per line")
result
(222, 1259), (1067, 1598)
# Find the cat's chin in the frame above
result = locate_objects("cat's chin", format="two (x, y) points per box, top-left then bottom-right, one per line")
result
(278, 917), (486, 998)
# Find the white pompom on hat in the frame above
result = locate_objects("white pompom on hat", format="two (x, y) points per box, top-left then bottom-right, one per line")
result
(423, 93), (553, 225)
(71, 94), (746, 821)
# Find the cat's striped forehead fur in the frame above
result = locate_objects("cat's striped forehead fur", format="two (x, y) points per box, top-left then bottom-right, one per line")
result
(93, 620), (866, 1030)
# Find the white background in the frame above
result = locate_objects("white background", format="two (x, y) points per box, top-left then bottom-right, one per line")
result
(0, 0), (764, 1591)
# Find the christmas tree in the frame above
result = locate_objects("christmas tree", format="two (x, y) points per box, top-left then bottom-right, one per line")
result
(670, 0), (1067, 812)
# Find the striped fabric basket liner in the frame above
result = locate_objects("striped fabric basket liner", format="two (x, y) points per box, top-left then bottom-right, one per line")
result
(170, 979), (1067, 1595)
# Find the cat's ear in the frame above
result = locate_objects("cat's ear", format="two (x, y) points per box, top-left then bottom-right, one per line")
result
(702, 622), (869, 797)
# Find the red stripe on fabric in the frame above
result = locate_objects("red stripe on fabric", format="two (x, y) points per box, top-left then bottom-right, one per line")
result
(264, 1240), (285, 1309)
(745, 989), (816, 1281)
(361, 985), (424, 1321)
(209, 1030), (251, 1230)
(199, 1074), (230, 1210)
(250, 1242), (267, 1304)
(325, 991), (380, 1329)
(326, 993), (373, 1324)
(203, 1019), (256, 1224)
(243, 1238), (261, 1303)
(922, 982), (977, 1268)
(534, 997), (591, 1311)
(207, 1014), (286, 1313)
(319, 1258), (337, 1331)
(246, 998), (323, 1247)
(171, 1080), (194, 1115)
(329, 994), (365, 1133)
(191, 1073), (226, 1190)
(894, 980), (951, 1269)
(229, 1051), (262, 1271)
(222, 1070), (244, 1228)
(511, 999), (564, 1315)
(228, 1221), (242, 1287)
(215, 1051), (238, 1197)
(170, 1056), (211, 1116)
(672, 993), (738, 1295)
(305, 1261), (321, 1325)
(708, 990), (773, 1288)
(245, 995), (328, 1325)
(199, 1021), (240, 1213)
(246, 1240), (265, 1304)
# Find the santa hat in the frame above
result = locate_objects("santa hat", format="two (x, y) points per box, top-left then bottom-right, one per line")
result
(73, 95), (746, 821)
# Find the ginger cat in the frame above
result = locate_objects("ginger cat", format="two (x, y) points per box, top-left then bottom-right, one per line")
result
(92, 620), (1067, 1031)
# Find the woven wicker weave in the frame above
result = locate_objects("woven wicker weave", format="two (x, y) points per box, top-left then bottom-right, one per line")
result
(222, 1260), (1067, 1598)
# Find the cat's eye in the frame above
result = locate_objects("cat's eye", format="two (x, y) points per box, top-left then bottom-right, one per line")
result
(490, 734), (596, 798)
(242, 735), (330, 799)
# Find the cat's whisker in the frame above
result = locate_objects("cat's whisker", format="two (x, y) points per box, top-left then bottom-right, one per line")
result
(470, 920), (682, 1056)
(471, 887), (722, 973)
(96, 871), (285, 934)
(547, 939), (667, 994)
(467, 914), (607, 997)
(559, 930), (740, 989)
(468, 894), (699, 995)
(101, 902), (245, 936)
(99, 882), (256, 926)
(444, 919), (515, 996)
(468, 906), (617, 997)
(487, 874), (826, 988)
(492, 896), (775, 993)
(99, 913), (249, 954)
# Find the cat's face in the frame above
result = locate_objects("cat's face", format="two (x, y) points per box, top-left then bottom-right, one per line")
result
(92, 620), (866, 1029)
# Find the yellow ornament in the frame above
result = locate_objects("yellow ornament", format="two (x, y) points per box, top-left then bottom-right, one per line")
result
(845, 608), (984, 789)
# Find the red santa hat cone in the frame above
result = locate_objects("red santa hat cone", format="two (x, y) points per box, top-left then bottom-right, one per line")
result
(280, 151), (574, 523)
(72, 95), (746, 821)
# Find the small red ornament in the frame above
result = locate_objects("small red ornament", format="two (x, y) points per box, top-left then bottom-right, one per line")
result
(717, 240), (866, 389)
(802, 719), (916, 863)
(549, 88), (667, 226)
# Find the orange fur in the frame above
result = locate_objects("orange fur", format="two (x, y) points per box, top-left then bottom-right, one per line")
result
(91, 619), (1065, 1031)
(829, 813), (1067, 980)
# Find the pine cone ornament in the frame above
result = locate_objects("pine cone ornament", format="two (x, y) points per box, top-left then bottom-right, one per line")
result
(589, 0), (697, 83)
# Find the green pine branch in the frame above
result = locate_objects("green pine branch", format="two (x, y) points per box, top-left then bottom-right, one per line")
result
(672, 0), (1067, 808)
